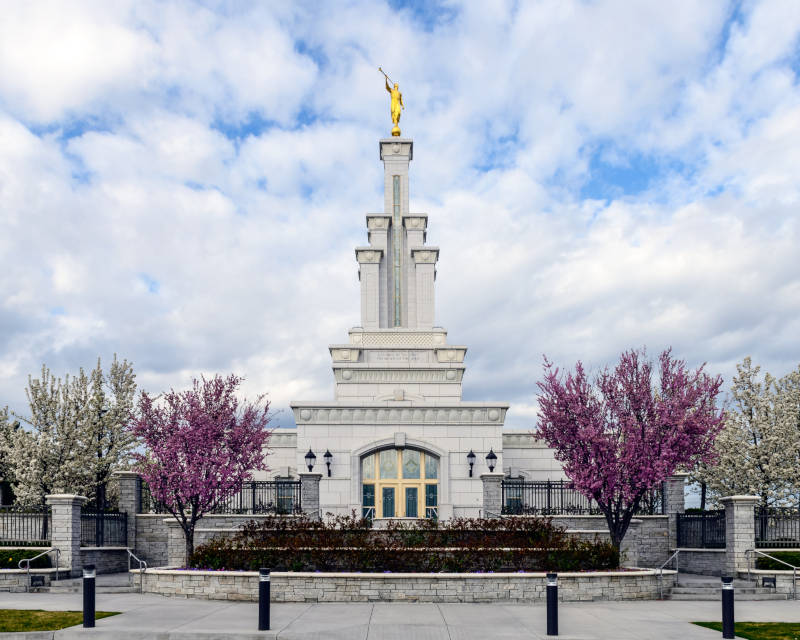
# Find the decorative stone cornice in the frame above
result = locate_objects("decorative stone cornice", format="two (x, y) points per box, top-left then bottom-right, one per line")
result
(403, 215), (428, 230)
(329, 348), (361, 362)
(334, 368), (464, 384)
(291, 403), (508, 425)
(349, 330), (447, 346)
(379, 139), (413, 160)
(411, 247), (439, 264)
(366, 215), (392, 230)
(355, 248), (382, 264)
(435, 347), (467, 363)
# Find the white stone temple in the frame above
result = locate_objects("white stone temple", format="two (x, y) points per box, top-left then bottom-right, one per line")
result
(263, 137), (564, 519)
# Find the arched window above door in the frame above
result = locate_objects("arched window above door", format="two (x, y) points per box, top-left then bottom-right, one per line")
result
(361, 448), (438, 519)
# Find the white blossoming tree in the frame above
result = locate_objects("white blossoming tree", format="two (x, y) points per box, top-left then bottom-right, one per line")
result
(3, 356), (137, 514)
(693, 358), (800, 509)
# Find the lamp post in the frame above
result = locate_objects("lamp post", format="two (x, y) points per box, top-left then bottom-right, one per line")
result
(485, 449), (497, 472)
(467, 450), (476, 477)
(721, 576), (734, 639)
(324, 450), (333, 477)
(304, 448), (316, 472)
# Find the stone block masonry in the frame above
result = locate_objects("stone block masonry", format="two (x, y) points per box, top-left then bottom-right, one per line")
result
(136, 568), (675, 602)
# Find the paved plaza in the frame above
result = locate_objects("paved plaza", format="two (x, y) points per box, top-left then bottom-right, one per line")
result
(1, 591), (798, 639)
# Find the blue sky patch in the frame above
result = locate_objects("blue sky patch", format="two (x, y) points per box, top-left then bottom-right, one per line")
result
(139, 274), (160, 294)
(387, 0), (459, 31)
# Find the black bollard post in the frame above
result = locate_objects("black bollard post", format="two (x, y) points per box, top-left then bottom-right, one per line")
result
(546, 572), (558, 636)
(258, 567), (270, 631)
(721, 576), (734, 639)
(83, 564), (96, 628)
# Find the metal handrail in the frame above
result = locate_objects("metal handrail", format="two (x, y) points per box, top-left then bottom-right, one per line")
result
(657, 549), (681, 600)
(746, 549), (797, 600)
(126, 549), (147, 594)
(18, 547), (60, 592)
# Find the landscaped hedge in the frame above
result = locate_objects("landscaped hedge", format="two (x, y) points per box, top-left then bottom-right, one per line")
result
(756, 551), (800, 570)
(190, 514), (619, 572)
(0, 549), (52, 570)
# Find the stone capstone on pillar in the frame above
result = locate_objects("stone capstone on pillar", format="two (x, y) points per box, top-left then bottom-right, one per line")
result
(721, 495), (759, 577)
(299, 473), (323, 520)
(480, 472), (505, 518)
(45, 494), (88, 578)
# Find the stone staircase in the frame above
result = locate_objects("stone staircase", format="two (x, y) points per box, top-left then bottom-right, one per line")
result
(667, 573), (787, 600)
(47, 572), (136, 594)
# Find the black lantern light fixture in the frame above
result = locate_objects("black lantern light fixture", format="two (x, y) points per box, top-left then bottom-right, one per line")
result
(485, 448), (497, 472)
(323, 450), (333, 477)
(466, 450), (476, 477)
(304, 448), (316, 472)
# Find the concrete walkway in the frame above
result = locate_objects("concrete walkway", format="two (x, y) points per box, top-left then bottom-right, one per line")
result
(0, 591), (798, 639)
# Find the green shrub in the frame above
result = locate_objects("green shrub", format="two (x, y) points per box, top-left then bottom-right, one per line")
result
(755, 550), (800, 570)
(0, 549), (52, 570)
(189, 513), (619, 573)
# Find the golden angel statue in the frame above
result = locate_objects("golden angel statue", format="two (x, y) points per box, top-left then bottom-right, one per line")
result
(380, 67), (404, 136)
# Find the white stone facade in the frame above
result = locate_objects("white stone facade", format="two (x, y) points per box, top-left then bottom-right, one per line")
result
(278, 137), (560, 519)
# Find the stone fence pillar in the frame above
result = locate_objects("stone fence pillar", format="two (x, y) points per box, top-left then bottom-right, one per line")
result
(299, 473), (322, 520)
(664, 472), (687, 549)
(480, 472), (505, 518)
(164, 518), (185, 567)
(45, 494), (88, 578)
(721, 495), (759, 576)
(621, 519), (642, 568)
(114, 471), (141, 552)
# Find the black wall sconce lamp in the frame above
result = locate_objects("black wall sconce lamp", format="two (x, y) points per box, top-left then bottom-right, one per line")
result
(467, 450), (476, 477)
(485, 448), (497, 472)
(324, 450), (333, 477)
(304, 448), (316, 472)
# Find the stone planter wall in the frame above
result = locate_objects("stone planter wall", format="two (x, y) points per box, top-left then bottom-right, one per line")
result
(743, 570), (798, 598)
(0, 568), (62, 593)
(135, 568), (675, 603)
(80, 547), (130, 574)
(673, 549), (724, 576)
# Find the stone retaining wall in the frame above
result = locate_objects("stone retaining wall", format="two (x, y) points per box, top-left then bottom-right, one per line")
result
(743, 570), (798, 598)
(80, 547), (130, 574)
(135, 568), (675, 603)
(0, 568), (61, 592)
(674, 549), (724, 576)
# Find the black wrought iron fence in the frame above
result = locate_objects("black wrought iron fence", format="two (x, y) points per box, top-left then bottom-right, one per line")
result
(755, 507), (800, 548)
(501, 480), (665, 516)
(140, 479), (302, 516)
(677, 510), (726, 548)
(211, 481), (302, 515)
(80, 511), (127, 547)
(0, 505), (51, 546)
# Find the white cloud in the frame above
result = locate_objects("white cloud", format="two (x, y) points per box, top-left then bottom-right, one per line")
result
(1, 0), (799, 432)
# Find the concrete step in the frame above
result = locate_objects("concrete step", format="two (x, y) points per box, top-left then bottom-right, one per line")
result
(672, 586), (778, 595)
(669, 591), (787, 600)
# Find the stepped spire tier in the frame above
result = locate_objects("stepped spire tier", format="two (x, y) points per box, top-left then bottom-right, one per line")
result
(289, 137), (509, 521)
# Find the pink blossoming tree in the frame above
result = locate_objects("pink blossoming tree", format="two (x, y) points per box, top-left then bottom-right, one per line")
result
(537, 348), (724, 552)
(130, 374), (271, 564)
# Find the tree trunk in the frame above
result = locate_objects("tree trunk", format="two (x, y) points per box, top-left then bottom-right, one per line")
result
(700, 482), (707, 511)
(184, 527), (194, 567)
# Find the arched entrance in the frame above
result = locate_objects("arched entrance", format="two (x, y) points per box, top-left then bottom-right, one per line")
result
(361, 447), (439, 519)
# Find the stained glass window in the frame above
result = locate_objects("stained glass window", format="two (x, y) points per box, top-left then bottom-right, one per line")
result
(402, 449), (420, 479)
(379, 449), (397, 479)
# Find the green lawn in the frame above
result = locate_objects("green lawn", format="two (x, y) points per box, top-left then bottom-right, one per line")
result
(693, 621), (800, 640)
(0, 610), (120, 632)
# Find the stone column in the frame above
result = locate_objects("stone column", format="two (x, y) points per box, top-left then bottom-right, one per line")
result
(664, 473), (687, 549)
(114, 471), (141, 552)
(620, 519), (642, 568)
(721, 495), (759, 577)
(480, 472), (505, 518)
(300, 472), (322, 520)
(45, 494), (88, 578)
(164, 518), (185, 567)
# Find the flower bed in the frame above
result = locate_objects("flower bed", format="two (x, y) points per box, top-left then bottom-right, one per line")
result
(189, 514), (619, 573)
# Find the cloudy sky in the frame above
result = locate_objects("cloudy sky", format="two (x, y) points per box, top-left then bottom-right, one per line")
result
(1, 0), (799, 429)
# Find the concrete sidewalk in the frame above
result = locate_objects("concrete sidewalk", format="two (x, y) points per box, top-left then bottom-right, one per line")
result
(1, 591), (798, 639)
